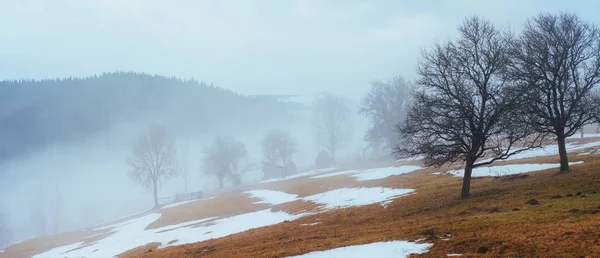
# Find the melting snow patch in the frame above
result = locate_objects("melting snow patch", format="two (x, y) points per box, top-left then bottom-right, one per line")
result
(245, 190), (299, 205)
(477, 142), (600, 163)
(447, 254), (462, 257)
(300, 222), (322, 226)
(161, 200), (198, 210)
(261, 167), (339, 183)
(352, 166), (422, 181)
(311, 169), (362, 179)
(33, 209), (303, 258)
(303, 187), (414, 209)
(287, 241), (433, 258)
(443, 162), (583, 177)
(32, 241), (85, 258)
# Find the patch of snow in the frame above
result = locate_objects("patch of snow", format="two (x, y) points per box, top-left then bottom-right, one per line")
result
(396, 156), (424, 162)
(303, 187), (414, 209)
(287, 241), (433, 258)
(352, 166), (422, 181)
(158, 209), (302, 247)
(161, 200), (198, 210)
(84, 233), (106, 239)
(443, 162), (584, 177)
(261, 167), (339, 183)
(300, 222), (322, 226)
(567, 133), (600, 139)
(447, 254), (462, 257)
(245, 190), (299, 205)
(381, 199), (394, 208)
(32, 242), (84, 258)
(93, 208), (152, 229)
(33, 209), (302, 258)
(477, 141), (600, 164)
(311, 169), (363, 179)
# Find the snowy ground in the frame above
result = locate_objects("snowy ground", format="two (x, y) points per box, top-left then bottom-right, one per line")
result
(261, 167), (340, 183)
(303, 187), (414, 209)
(33, 209), (300, 258)
(33, 186), (418, 258)
(437, 161), (584, 177)
(246, 190), (299, 205)
(352, 166), (422, 181)
(287, 241), (433, 258)
(476, 142), (600, 164)
(161, 200), (199, 210)
(311, 165), (422, 181)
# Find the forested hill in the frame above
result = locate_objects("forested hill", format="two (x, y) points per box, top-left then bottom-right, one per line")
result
(0, 72), (297, 164)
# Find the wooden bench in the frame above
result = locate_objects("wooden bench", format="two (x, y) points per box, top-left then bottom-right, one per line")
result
(174, 191), (204, 202)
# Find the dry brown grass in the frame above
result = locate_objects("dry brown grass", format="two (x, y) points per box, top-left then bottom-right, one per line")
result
(124, 155), (600, 258)
(6, 148), (600, 258)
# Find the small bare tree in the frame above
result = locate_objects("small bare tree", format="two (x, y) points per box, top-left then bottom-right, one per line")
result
(128, 126), (178, 208)
(397, 17), (545, 197)
(203, 136), (247, 188)
(262, 129), (296, 167)
(313, 94), (352, 163)
(510, 13), (600, 172)
(360, 76), (411, 152)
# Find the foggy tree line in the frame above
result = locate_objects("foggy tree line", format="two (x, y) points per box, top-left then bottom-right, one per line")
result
(391, 13), (600, 197)
(127, 94), (355, 207)
(0, 72), (297, 167)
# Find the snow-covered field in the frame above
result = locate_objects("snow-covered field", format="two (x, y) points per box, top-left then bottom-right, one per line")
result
(32, 186), (417, 258)
(33, 209), (300, 258)
(28, 139), (600, 258)
(287, 241), (433, 258)
(311, 165), (422, 181)
(246, 190), (299, 205)
(303, 187), (414, 209)
(476, 142), (600, 164)
(261, 167), (340, 183)
(161, 200), (199, 210)
(438, 161), (584, 177)
(352, 166), (422, 181)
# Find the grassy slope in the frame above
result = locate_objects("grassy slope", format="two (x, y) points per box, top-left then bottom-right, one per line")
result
(126, 154), (600, 257)
(5, 139), (600, 257)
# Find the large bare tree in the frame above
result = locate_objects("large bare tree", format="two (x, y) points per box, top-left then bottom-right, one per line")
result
(397, 17), (545, 197)
(313, 94), (352, 163)
(203, 136), (247, 188)
(360, 76), (411, 152)
(510, 13), (600, 172)
(128, 126), (178, 208)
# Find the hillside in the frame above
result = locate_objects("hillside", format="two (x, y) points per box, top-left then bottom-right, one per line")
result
(0, 72), (297, 165)
(3, 136), (600, 257)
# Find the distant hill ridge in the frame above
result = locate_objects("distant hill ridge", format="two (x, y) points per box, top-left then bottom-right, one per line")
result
(0, 72), (295, 165)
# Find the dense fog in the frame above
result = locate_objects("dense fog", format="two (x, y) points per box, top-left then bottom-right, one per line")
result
(0, 73), (370, 246)
(1, 0), (600, 250)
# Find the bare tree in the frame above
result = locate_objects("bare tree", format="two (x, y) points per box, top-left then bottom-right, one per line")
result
(128, 126), (178, 208)
(203, 136), (247, 188)
(313, 94), (352, 163)
(509, 13), (600, 172)
(397, 17), (545, 197)
(360, 76), (411, 152)
(180, 142), (190, 193)
(262, 129), (296, 167)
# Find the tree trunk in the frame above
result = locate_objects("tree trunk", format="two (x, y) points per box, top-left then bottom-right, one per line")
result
(557, 136), (569, 172)
(153, 180), (159, 208)
(461, 162), (474, 198)
(330, 148), (336, 164)
(218, 174), (224, 189)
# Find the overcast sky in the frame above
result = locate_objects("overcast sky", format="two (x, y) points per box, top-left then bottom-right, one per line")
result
(1, 0), (599, 100)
